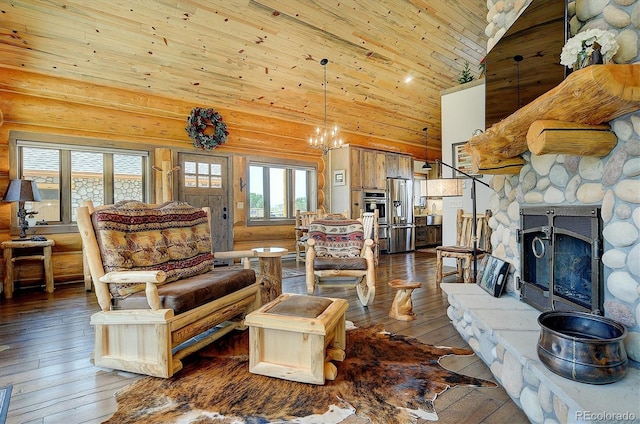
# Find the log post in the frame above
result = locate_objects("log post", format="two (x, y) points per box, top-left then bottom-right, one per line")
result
(527, 120), (617, 156)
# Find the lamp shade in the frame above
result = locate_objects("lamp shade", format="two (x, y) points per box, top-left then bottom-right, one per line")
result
(426, 178), (463, 197)
(2, 179), (42, 202)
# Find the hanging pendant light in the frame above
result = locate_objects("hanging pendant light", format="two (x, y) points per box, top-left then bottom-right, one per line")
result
(309, 58), (343, 155)
(422, 127), (432, 170)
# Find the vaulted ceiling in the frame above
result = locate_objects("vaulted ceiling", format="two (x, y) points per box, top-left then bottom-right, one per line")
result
(0, 0), (488, 157)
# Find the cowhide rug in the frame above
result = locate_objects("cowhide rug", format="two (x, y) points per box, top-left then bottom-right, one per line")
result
(105, 324), (496, 423)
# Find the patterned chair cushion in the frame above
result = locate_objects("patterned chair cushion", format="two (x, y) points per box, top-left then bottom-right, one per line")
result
(92, 200), (214, 299)
(307, 219), (364, 258)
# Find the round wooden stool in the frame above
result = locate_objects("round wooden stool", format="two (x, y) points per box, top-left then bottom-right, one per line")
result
(388, 279), (422, 321)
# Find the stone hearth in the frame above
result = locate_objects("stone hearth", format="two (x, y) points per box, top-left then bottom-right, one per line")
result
(442, 283), (639, 424)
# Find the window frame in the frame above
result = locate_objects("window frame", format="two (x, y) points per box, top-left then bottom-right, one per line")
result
(7, 131), (154, 235)
(246, 158), (317, 226)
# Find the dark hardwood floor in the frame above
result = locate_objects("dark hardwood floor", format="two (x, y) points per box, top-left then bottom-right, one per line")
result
(0, 251), (529, 424)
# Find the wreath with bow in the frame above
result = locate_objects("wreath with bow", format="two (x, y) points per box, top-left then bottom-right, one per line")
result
(185, 107), (229, 150)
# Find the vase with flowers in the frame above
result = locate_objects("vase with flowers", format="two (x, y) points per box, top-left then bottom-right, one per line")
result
(560, 29), (618, 70)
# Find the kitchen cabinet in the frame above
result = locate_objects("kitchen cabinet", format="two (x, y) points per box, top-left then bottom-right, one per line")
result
(386, 152), (413, 179)
(350, 189), (363, 219)
(426, 225), (442, 246)
(415, 216), (442, 247)
(362, 150), (386, 189)
(350, 147), (363, 189)
(386, 153), (399, 178)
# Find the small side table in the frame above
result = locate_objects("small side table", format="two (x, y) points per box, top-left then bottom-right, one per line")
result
(388, 279), (422, 321)
(1, 239), (55, 298)
(252, 247), (288, 304)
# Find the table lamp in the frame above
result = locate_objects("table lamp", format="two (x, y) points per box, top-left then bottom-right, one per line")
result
(2, 179), (42, 239)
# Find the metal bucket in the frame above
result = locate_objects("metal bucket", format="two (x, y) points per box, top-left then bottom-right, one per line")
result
(537, 311), (628, 384)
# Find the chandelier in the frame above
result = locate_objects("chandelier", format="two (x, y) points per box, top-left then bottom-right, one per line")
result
(309, 58), (343, 154)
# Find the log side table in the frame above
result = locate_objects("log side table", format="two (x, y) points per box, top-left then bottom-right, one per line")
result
(388, 279), (422, 321)
(252, 247), (288, 304)
(1, 239), (55, 298)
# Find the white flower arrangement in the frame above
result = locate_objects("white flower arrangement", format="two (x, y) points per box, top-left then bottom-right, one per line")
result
(560, 29), (618, 69)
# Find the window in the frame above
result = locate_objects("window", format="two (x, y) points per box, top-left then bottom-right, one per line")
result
(248, 162), (316, 224)
(183, 160), (223, 188)
(11, 134), (151, 233)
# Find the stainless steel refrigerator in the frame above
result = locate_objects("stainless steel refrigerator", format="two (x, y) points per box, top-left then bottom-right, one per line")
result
(386, 177), (414, 253)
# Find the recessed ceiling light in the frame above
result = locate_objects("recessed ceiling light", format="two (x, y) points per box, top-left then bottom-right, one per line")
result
(404, 75), (413, 83)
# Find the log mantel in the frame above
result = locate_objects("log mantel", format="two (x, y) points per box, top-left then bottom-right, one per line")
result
(468, 64), (640, 174)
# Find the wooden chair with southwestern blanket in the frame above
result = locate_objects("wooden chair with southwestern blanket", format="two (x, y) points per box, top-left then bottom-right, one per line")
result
(305, 218), (376, 306)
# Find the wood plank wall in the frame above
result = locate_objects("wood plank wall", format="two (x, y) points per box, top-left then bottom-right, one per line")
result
(0, 67), (413, 284)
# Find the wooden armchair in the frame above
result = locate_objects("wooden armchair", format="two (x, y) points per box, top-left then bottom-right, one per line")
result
(77, 200), (261, 378)
(436, 209), (492, 284)
(305, 218), (376, 306)
(295, 209), (320, 263)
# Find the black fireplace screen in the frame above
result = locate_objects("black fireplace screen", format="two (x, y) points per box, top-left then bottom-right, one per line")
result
(553, 233), (592, 308)
(520, 206), (603, 313)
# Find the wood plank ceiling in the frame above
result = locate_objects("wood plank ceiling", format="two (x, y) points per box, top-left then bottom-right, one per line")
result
(0, 0), (488, 156)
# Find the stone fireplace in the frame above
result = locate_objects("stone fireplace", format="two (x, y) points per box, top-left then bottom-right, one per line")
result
(439, 1), (640, 422)
(488, 116), (640, 363)
(481, 0), (640, 366)
(441, 111), (640, 424)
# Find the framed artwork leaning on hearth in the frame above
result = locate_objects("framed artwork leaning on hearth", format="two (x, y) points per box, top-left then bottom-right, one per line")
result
(476, 255), (509, 297)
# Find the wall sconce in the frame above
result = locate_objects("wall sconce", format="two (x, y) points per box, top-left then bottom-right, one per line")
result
(425, 178), (463, 197)
(2, 179), (42, 239)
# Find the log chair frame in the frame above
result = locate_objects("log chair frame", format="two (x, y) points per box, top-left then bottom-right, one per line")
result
(76, 201), (261, 378)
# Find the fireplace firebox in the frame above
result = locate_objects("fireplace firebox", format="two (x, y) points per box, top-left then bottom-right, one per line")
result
(518, 206), (603, 314)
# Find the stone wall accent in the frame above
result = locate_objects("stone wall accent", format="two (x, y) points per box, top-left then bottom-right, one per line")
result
(483, 0), (640, 364)
(30, 175), (143, 215)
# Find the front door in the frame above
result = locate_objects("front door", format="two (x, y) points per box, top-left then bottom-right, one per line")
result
(178, 153), (230, 264)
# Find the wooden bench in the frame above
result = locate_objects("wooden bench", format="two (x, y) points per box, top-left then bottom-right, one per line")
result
(77, 200), (261, 378)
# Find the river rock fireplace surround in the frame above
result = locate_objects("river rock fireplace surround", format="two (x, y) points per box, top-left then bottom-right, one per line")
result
(440, 1), (640, 422)
(441, 109), (640, 423)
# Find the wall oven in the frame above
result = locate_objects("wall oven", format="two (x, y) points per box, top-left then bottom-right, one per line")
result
(363, 191), (387, 224)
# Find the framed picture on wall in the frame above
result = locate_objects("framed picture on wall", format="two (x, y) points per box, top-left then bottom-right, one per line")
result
(333, 169), (346, 186)
(452, 142), (482, 178)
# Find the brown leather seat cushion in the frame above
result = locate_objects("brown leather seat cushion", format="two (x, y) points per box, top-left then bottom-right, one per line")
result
(112, 268), (256, 315)
(266, 295), (333, 319)
(436, 245), (486, 254)
(313, 257), (368, 271)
